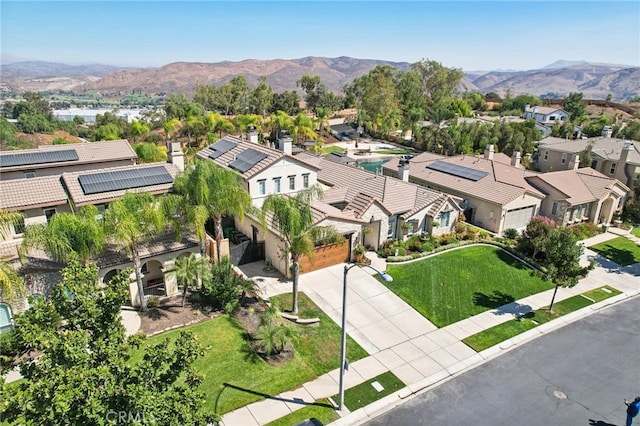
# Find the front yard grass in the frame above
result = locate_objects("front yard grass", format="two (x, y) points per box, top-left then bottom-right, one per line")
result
(331, 371), (404, 412)
(322, 145), (346, 155)
(463, 286), (621, 351)
(265, 399), (338, 426)
(132, 292), (367, 416)
(632, 227), (640, 238)
(590, 237), (640, 266)
(384, 245), (555, 327)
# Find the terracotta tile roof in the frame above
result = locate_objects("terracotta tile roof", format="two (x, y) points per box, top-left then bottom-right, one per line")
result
(196, 136), (319, 179)
(538, 137), (640, 164)
(525, 168), (628, 205)
(309, 200), (365, 224)
(295, 152), (453, 219)
(383, 152), (545, 205)
(0, 140), (137, 172)
(0, 175), (68, 210)
(61, 163), (179, 207)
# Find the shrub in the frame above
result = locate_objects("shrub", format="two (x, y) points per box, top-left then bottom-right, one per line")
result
(201, 257), (242, 311)
(146, 296), (160, 308)
(504, 228), (519, 239)
(397, 247), (407, 256)
(569, 222), (600, 240)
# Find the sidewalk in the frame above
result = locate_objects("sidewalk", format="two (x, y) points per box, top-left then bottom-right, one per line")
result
(224, 231), (640, 426)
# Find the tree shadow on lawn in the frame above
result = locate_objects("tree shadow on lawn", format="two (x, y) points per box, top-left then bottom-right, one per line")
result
(473, 291), (532, 317)
(495, 249), (530, 270)
(591, 246), (636, 266)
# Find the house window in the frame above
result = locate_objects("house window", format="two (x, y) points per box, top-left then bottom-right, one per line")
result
(387, 216), (396, 238)
(561, 153), (567, 165)
(302, 174), (309, 188)
(543, 151), (549, 161)
(610, 163), (617, 175)
(438, 211), (451, 228)
(43, 208), (56, 223)
(95, 204), (106, 220)
(13, 215), (25, 236)
(273, 177), (281, 193)
(591, 160), (598, 169)
(258, 179), (266, 195)
(24, 171), (36, 179)
(288, 175), (295, 191)
(551, 202), (559, 216)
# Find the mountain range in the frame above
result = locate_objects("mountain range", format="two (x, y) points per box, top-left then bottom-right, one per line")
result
(1, 57), (639, 101)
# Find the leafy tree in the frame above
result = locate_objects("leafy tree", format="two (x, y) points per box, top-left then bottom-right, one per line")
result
(133, 142), (167, 163)
(17, 113), (53, 134)
(578, 144), (594, 168)
(129, 119), (150, 143)
(614, 120), (640, 141)
(297, 74), (326, 113)
(260, 185), (323, 314)
(234, 113), (264, 139)
(72, 115), (85, 125)
(0, 210), (25, 304)
(164, 93), (198, 120)
(411, 58), (464, 108)
(291, 113), (318, 143)
(543, 227), (592, 311)
(205, 111), (235, 140)
(250, 76), (273, 117)
(517, 215), (557, 261)
(563, 92), (587, 122)
(163, 117), (182, 142)
(271, 90), (301, 115)
(168, 253), (209, 308)
(173, 160), (251, 263)
(315, 107), (332, 138)
(104, 192), (168, 311)
(201, 256), (240, 312)
(20, 205), (106, 266)
(0, 260), (215, 425)
(268, 110), (294, 141)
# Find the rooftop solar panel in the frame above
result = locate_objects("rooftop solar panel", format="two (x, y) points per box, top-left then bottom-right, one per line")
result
(229, 148), (268, 173)
(426, 160), (488, 181)
(78, 166), (173, 195)
(0, 149), (79, 168)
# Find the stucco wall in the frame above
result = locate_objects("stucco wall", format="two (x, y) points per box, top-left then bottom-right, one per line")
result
(247, 158), (318, 208)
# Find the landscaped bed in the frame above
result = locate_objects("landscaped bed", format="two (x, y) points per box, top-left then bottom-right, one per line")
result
(131, 292), (367, 416)
(383, 245), (555, 327)
(463, 285), (622, 352)
(590, 236), (640, 266)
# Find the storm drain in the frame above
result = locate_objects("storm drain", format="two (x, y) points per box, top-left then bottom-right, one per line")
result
(553, 390), (567, 399)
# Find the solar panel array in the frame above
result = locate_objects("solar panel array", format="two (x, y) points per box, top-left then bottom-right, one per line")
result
(78, 166), (173, 195)
(208, 139), (238, 159)
(426, 160), (488, 181)
(229, 148), (268, 173)
(0, 149), (79, 168)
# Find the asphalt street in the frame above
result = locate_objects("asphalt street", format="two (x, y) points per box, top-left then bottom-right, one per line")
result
(365, 296), (640, 426)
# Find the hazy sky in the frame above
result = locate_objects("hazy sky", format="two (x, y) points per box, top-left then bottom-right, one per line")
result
(2, 1), (639, 71)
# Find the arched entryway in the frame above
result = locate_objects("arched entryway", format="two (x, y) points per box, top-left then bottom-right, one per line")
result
(142, 260), (166, 297)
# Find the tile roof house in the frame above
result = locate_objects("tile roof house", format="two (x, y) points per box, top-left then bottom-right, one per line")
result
(525, 168), (629, 226)
(382, 145), (545, 235)
(294, 151), (461, 250)
(536, 136), (640, 189)
(0, 140), (137, 181)
(523, 105), (569, 126)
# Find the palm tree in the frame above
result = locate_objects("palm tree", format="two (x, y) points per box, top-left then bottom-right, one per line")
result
(205, 112), (236, 140)
(260, 185), (323, 314)
(292, 113), (318, 144)
(163, 118), (182, 143)
(315, 107), (332, 139)
(268, 110), (294, 142)
(20, 205), (106, 266)
(234, 114), (263, 140)
(104, 192), (167, 311)
(168, 253), (209, 308)
(0, 209), (25, 303)
(256, 322), (298, 356)
(173, 160), (251, 263)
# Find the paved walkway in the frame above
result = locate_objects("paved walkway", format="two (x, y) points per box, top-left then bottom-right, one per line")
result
(223, 230), (640, 426)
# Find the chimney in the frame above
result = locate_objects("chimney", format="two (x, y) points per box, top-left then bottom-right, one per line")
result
(620, 141), (634, 184)
(510, 151), (521, 168)
(248, 130), (259, 144)
(484, 144), (494, 161)
(278, 136), (292, 155)
(525, 104), (530, 112)
(398, 158), (410, 182)
(533, 105), (538, 114)
(601, 126), (613, 138)
(167, 141), (184, 172)
(568, 153), (580, 170)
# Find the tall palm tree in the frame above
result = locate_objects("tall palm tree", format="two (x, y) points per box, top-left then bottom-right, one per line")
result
(292, 113), (318, 144)
(315, 107), (332, 138)
(234, 114), (263, 140)
(205, 112), (236, 140)
(173, 161), (251, 263)
(168, 253), (209, 308)
(268, 110), (294, 142)
(163, 118), (182, 143)
(0, 209), (25, 303)
(260, 185), (323, 314)
(20, 205), (106, 266)
(104, 192), (167, 311)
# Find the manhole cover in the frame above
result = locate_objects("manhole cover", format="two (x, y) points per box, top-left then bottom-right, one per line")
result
(553, 390), (567, 399)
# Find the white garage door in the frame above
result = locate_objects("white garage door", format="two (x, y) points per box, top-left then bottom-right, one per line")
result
(504, 206), (535, 230)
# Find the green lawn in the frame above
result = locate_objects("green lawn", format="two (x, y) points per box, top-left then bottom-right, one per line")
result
(331, 371), (404, 412)
(463, 286), (621, 351)
(265, 399), (339, 426)
(372, 149), (411, 155)
(322, 146), (346, 155)
(132, 292), (367, 416)
(590, 237), (640, 266)
(384, 245), (555, 327)
(631, 227), (640, 238)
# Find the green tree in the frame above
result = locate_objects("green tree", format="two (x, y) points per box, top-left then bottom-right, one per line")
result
(20, 205), (105, 266)
(133, 142), (168, 163)
(1, 260), (215, 424)
(411, 58), (464, 108)
(579, 144), (594, 168)
(173, 161), (251, 263)
(250, 76), (273, 117)
(517, 215), (557, 261)
(260, 185), (323, 314)
(200, 256), (241, 312)
(168, 253), (209, 308)
(271, 91), (301, 115)
(563, 92), (587, 122)
(256, 321), (298, 356)
(163, 117), (182, 142)
(543, 227), (592, 311)
(268, 110), (294, 141)
(0, 210), (25, 304)
(315, 107), (332, 138)
(291, 113), (318, 143)
(104, 192), (168, 311)
(129, 119), (150, 143)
